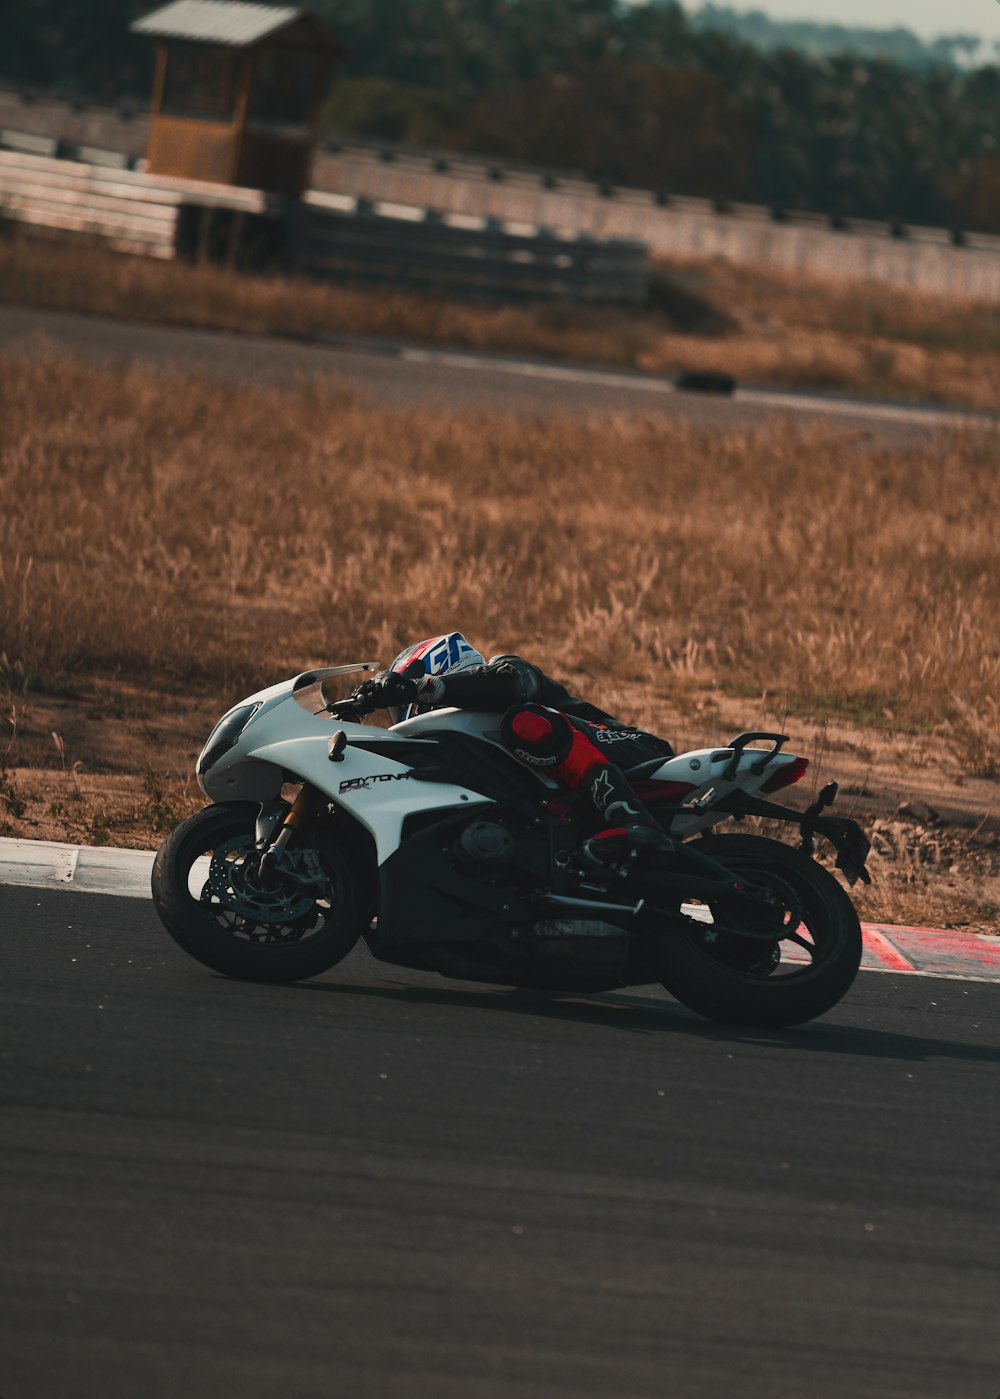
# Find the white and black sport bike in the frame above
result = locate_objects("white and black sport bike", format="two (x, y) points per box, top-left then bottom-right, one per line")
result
(152, 664), (871, 1028)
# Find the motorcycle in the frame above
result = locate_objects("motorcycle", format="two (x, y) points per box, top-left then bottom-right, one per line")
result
(151, 662), (871, 1028)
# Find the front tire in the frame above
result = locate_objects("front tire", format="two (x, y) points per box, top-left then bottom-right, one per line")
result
(655, 833), (862, 1028)
(152, 802), (369, 982)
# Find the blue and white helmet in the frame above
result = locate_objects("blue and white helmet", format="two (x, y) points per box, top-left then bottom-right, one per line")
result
(388, 631), (484, 722)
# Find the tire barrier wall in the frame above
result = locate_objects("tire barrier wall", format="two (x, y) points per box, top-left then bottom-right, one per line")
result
(299, 191), (648, 302)
(0, 149), (648, 304)
(0, 149), (276, 259)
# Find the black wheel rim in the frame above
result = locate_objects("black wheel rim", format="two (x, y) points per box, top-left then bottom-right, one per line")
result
(683, 862), (837, 981)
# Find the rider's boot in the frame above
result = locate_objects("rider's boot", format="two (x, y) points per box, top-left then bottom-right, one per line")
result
(583, 764), (675, 868)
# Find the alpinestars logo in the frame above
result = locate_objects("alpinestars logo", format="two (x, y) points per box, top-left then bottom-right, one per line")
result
(339, 772), (413, 794)
(591, 770), (614, 809)
(591, 770), (639, 819)
(593, 728), (643, 745)
(514, 748), (558, 767)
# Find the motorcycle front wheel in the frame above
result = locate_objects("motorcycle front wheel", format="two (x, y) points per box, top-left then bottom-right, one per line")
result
(151, 802), (370, 982)
(655, 833), (863, 1028)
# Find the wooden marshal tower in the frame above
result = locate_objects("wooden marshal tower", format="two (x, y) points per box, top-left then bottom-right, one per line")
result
(132, 0), (346, 197)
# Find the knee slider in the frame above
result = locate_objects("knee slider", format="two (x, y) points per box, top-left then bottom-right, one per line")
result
(501, 704), (572, 768)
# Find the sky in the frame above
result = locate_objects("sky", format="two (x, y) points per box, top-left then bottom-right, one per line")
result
(692, 0), (1000, 44)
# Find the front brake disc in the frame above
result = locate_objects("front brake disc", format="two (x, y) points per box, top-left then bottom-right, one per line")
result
(201, 836), (316, 924)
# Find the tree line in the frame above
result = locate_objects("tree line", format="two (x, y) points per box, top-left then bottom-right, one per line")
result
(3, 0), (999, 231)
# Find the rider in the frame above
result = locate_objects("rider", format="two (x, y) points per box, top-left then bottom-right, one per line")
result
(353, 632), (675, 863)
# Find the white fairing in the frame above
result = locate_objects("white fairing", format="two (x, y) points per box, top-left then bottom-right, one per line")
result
(199, 683), (491, 864)
(636, 747), (786, 837)
(198, 676), (805, 863)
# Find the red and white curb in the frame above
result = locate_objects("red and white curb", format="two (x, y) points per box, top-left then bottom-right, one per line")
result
(2, 836), (998, 981)
(857, 924), (1000, 981)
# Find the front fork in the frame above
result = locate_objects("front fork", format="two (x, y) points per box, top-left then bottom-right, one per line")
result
(273, 785), (314, 849)
(255, 785), (313, 847)
(254, 785), (327, 891)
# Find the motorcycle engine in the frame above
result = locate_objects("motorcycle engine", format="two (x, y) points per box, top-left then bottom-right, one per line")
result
(455, 819), (516, 868)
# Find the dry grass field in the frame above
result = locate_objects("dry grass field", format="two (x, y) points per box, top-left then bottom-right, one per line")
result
(2, 350), (999, 929)
(2, 232), (1000, 409)
(656, 261), (1000, 410)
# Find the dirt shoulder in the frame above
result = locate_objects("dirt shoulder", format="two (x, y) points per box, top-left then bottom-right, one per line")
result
(3, 681), (997, 936)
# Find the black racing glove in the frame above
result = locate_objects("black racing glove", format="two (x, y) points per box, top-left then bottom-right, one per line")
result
(353, 668), (420, 712)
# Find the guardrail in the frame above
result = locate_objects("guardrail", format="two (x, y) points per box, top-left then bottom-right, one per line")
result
(314, 137), (1000, 255)
(0, 85), (148, 160)
(0, 126), (141, 171)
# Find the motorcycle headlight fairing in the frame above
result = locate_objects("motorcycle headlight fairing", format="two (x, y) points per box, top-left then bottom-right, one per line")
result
(197, 702), (263, 778)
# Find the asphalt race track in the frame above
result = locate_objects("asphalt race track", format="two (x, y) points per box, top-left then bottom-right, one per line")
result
(0, 303), (992, 443)
(3, 884), (999, 1399)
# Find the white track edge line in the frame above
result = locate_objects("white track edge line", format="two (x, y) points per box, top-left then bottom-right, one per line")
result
(400, 347), (677, 393)
(397, 346), (996, 428)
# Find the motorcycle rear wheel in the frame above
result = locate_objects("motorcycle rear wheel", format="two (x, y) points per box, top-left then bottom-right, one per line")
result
(655, 833), (862, 1028)
(152, 802), (369, 982)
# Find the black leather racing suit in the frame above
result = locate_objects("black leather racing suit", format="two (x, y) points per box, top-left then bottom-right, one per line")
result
(413, 655), (674, 839)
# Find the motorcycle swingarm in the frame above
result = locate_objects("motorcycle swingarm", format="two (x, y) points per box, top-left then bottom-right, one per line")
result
(637, 903), (777, 945)
(629, 868), (789, 942)
(714, 792), (872, 886)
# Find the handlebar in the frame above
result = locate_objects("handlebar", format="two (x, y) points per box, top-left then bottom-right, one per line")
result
(325, 696), (370, 720)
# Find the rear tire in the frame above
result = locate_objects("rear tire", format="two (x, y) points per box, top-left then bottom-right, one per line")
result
(152, 802), (370, 982)
(655, 833), (862, 1028)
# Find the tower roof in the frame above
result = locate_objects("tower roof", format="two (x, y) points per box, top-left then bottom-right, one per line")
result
(131, 1), (332, 48)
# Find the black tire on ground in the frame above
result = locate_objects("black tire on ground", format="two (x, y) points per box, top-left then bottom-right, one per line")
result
(151, 802), (370, 982)
(655, 833), (863, 1028)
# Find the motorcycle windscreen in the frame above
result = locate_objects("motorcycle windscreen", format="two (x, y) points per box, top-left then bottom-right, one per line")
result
(291, 663), (381, 716)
